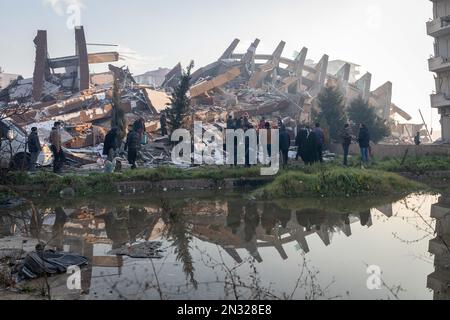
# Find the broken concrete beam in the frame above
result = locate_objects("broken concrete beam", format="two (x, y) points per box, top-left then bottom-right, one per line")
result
(51, 103), (114, 124)
(75, 26), (90, 91)
(108, 64), (136, 85)
(234, 100), (289, 118)
(370, 81), (392, 120)
(190, 61), (221, 84)
(248, 41), (286, 89)
(307, 54), (329, 96)
(220, 39), (240, 60)
(32, 30), (49, 102)
(190, 67), (241, 98)
(241, 39), (261, 65)
(270, 41), (286, 66)
(391, 103), (412, 121)
(162, 63), (182, 88)
(48, 52), (119, 69)
(336, 63), (351, 83)
(355, 72), (372, 103)
(143, 89), (171, 114)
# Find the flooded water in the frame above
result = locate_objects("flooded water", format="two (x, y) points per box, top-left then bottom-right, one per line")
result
(1, 192), (449, 300)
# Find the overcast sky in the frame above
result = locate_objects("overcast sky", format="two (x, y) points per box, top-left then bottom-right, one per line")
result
(0, 0), (438, 127)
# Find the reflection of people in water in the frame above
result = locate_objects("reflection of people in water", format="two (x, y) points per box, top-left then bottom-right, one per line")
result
(343, 214), (350, 225)
(359, 211), (371, 227)
(104, 208), (130, 249)
(278, 207), (291, 229)
(226, 200), (243, 235)
(127, 207), (151, 243)
(296, 209), (326, 231)
(261, 203), (278, 235)
(51, 207), (68, 251)
(244, 205), (259, 243)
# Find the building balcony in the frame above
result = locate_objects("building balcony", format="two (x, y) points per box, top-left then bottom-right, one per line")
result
(429, 56), (450, 72)
(431, 93), (450, 108)
(427, 16), (450, 37)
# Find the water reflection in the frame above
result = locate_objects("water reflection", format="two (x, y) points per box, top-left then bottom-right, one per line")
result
(428, 194), (450, 300)
(0, 194), (449, 300)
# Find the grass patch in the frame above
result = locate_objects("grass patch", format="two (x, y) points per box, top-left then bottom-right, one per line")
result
(372, 156), (450, 173)
(0, 166), (263, 197)
(254, 167), (425, 199)
(1, 157), (437, 198)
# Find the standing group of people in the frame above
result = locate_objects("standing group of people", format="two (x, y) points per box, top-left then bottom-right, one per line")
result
(295, 123), (325, 166)
(103, 119), (146, 170)
(26, 122), (65, 174)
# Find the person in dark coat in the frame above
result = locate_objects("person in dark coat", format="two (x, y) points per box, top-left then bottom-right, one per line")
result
(358, 124), (371, 165)
(103, 127), (119, 161)
(243, 114), (251, 130)
(340, 124), (352, 166)
(235, 117), (243, 130)
(305, 128), (318, 165)
(227, 115), (235, 130)
(313, 123), (325, 163)
(160, 112), (168, 136)
(279, 125), (291, 168)
(125, 128), (141, 169)
(28, 127), (41, 172)
(49, 122), (64, 173)
(295, 126), (309, 163)
(265, 122), (272, 160)
(414, 132), (421, 146)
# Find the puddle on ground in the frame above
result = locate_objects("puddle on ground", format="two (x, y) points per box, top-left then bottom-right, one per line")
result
(0, 193), (448, 300)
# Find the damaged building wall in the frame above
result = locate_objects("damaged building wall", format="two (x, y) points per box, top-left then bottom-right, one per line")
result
(428, 0), (450, 143)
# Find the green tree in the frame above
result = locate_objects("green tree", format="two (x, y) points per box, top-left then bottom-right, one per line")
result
(347, 96), (391, 143)
(314, 84), (347, 142)
(166, 61), (194, 133)
(111, 79), (126, 145)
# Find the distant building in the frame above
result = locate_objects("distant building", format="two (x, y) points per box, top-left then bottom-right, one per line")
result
(0, 67), (20, 90)
(428, 0), (450, 143)
(134, 68), (170, 87)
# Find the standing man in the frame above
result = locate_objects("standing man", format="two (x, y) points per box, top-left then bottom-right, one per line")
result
(103, 127), (119, 162)
(313, 123), (325, 163)
(414, 132), (421, 146)
(340, 124), (352, 167)
(259, 117), (266, 130)
(227, 115), (235, 130)
(358, 124), (371, 166)
(125, 127), (140, 169)
(279, 125), (291, 168)
(49, 122), (64, 173)
(295, 125), (308, 163)
(28, 127), (41, 172)
(160, 112), (168, 136)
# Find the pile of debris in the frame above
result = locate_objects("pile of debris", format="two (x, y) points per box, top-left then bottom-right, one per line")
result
(0, 27), (426, 171)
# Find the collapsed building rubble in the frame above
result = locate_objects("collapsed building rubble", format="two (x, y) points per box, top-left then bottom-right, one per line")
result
(0, 28), (430, 171)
